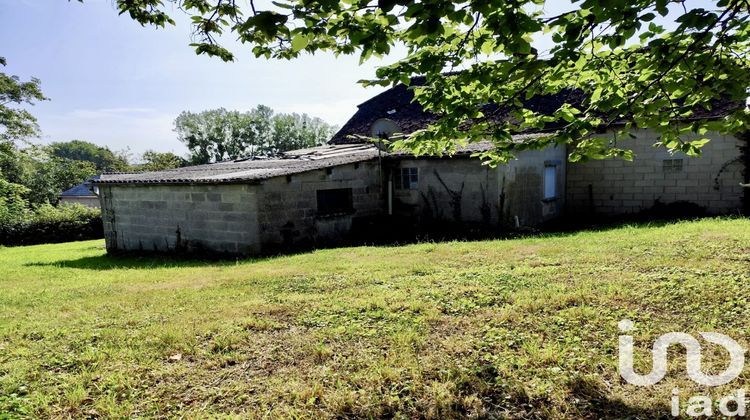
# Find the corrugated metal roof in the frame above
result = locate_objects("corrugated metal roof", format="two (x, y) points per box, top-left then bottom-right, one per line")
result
(94, 135), (558, 186)
(95, 144), (381, 185)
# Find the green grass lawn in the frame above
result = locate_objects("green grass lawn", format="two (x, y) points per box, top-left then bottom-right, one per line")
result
(1, 218), (749, 418)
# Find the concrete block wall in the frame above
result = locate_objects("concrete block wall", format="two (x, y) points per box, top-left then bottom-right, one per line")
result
(255, 160), (383, 251)
(566, 129), (746, 216)
(391, 144), (567, 228)
(501, 145), (567, 226)
(99, 184), (260, 254)
(391, 158), (500, 225)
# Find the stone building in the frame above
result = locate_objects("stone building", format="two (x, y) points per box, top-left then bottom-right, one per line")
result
(59, 176), (100, 208)
(95, 84), (748, 256)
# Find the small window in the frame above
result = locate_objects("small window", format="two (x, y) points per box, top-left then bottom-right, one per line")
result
(316, 188), (353, 215)
(544, 165), (557, 199)
(396, 167), (418, 190)
(663, 159), (684, 172)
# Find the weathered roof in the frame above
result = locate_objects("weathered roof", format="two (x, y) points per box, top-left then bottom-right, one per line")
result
(60, 176), (99, 197)
(331, 79), (741, 144)
(95, 144), (380, 185)
(387, 133), (552, 157)
(330, 79), (583, 144)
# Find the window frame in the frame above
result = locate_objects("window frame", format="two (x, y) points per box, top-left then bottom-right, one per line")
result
(662, 158), (684, 173)
(395, 167), (419, 190)
(543, 164), (558, 200)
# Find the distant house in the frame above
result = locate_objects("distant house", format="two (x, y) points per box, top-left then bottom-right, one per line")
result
(59, 176), (100, 208)
(94, 85), (748, 256)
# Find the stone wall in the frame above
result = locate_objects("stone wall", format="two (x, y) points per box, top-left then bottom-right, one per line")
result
(98, 184), (261, 255)
(255, 160), (383, 251)
(566, 129), (746, 216)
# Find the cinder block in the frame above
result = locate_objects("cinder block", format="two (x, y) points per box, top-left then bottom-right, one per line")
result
(664, 186), (686, 194)
(634, 180), (653, 187)
(623, 200), (643, 208)
(635, 166), (656, 174)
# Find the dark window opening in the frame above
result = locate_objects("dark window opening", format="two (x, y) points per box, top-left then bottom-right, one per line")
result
(663, 159), (684, 172)
(395, 167), (418, 190)
(316, 188), (353, 215)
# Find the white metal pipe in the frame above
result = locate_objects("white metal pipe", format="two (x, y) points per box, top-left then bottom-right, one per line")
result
(387, 180), (393, 215)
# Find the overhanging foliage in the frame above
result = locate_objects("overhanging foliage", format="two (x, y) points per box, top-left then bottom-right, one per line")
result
(92, 0), (749, 163)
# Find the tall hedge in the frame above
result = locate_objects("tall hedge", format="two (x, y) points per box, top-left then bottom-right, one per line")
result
(0, 203), (103, 246)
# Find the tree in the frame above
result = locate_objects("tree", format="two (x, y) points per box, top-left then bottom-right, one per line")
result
(264, 113), (335, 155)
(0, 59), (99, 208)
(0, 57), (46, 143)
(139, 150), (187, 171)
(107, 0), (749, 164)
(23, 148), (97, 206)
(0, 142), (97, 206)
(175, 108), (245, 164)
(174, 106), (335, 164)
(0, 139), (33, 185)
(48, 140), (129, 172)
(0, 178), (30, 229)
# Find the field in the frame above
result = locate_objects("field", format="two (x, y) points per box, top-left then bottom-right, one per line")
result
(1, 218), (749, 418)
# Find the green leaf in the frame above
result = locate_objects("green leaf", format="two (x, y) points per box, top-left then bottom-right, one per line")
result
(291, 33), (309, 52)
(689, 138), (710, 148)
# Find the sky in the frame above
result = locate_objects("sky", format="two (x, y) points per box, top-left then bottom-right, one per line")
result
(0, 0), (719, 158)
(0, 0), (396, 156)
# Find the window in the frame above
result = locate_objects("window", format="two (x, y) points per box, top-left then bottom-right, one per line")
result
(396, 167), (419, 190)
(316, 188), (353, 215)
(543, 165), (557, 199)
(663, 159), (684, 172)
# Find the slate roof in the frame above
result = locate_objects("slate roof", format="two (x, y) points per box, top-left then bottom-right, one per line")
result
(95, 144), (380, 185)
(60, 176), (100, 197)
(330, 79), (741, 144)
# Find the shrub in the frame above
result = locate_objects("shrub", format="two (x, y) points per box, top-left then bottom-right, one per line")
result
(0, 203), (103, 246)
(0, 180), (31, 230)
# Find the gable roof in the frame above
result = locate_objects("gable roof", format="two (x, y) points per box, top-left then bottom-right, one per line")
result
(95, 144), (380, 185)
(60, 176), (99, 197)
(329, 82), (587, 144)
(331, 80), (741, 144)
